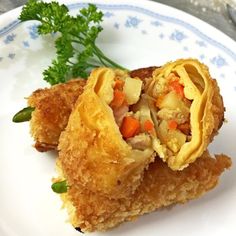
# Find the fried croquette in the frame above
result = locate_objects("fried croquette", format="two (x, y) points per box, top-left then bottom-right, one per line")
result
(28, 67), (157, 152)
(27, 62), (230, 232)
(28, 79), (86, 151)
(58, 68), (156, 199)
(57, 60), (225, 200)
(58, 151), (231, 232)
(144, 59), (225, 170)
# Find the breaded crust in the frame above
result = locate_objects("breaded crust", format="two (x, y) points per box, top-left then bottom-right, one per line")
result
(28, 79), (86, 151)
(28, 65), (224, 154)
(58, 68), (155, 199)
(60, 151), (231, 232)
(130, 66), (158, 80)
(28, 68), (155, 151)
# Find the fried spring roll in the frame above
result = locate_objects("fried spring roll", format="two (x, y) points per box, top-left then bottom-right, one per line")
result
(28, 79), (86, 151)
(58, 151), (231, 232)
(145, 59), (224, 170)
(58, 68), (156, 198)
(58, 59), (224, 198)
(28, 67), (157, 152)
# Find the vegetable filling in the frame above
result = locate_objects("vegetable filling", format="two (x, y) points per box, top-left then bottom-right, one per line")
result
(107, 71), (192, 156)
(146, 72), (193, 159)
(109, 75), (155, 151)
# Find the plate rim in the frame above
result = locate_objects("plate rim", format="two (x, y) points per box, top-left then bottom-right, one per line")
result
(0, 0), (236, 62)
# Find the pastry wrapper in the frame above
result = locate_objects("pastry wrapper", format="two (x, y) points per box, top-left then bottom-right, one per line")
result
(146, 59), (224, 170)
(58, 68), (155, 198)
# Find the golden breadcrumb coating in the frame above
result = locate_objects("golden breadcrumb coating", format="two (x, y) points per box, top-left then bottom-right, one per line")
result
(58, 68), (155, 199)
(129, 66), (158, 80)
(56, 61), (225, 200)
(26, 63), (230, 232)
(27, 68), (156, 152)
(28, 79), (86, 151)
(59, 151), (231, 232)
(28, 64), (223, 156)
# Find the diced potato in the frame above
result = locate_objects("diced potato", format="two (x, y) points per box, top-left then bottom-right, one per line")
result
(157, 120), (186, 153)
(123, 77), (143, 105)
(159, 91), (189, 114)
(152, 137), (168, 160)
(152, 77), (168, 97)
(157, 108), (189, 124)
(156, 120), (168, 144)
(167, 129), (186, 152)
(132, 97), (156, 134)
(133, 97), (150, 118)
(135, 98), (151, 124)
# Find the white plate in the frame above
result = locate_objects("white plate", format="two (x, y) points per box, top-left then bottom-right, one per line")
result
(0, 0), (236, 235)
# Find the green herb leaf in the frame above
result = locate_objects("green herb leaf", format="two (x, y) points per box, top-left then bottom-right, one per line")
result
(51, 180), (68, 193)
(19, 0), (128, 85)
(12, 106), (35, 122)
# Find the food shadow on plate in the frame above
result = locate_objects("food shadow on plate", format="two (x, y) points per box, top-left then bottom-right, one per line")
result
(45, 149), (58, 159)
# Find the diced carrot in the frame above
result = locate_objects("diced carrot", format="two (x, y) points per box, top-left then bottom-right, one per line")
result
(178, 122), (190, 135)
(120, 116), (141, 139)
(110, 89), (126, 108)
(114, 79), (125, 90)
(169, 80), (185, 98)
(143, 120), (154, 133)
(156, 94), (165, 108)
(168, 120), (178, 130)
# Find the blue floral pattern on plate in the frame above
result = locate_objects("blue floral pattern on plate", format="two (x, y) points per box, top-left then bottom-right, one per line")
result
(170, 30), (187, 42)
(8, 53), (15, 59)
(0, 1), (235, 75)
(28, 24), (39, 39)
(103, 11), (114, 18)
(22, 40), (30, 48)
(195, 40), (207, 47)
(210, 55), (228, 68)
(125, 16), (142, 28)
(4, 33), (16, 44)
(151, 20), (163, 27)
(114, 22), (119, 29)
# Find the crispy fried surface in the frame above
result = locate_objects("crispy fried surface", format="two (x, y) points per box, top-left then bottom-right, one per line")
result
(27, 66), (230, 232)
(28, 66), (224, 153)
(130, 66), (158, 80)
(28, 79), (86, 151)
(58, 68), (155, 199)
(28, 68), (153, 151)
(60, 151), (231, 232)
(28, 66), (224, 154)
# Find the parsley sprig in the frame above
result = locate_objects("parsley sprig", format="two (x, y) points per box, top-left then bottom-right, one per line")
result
(19, 0), (127, 85)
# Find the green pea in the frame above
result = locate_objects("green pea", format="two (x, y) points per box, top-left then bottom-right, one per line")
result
(12, 106), (35, 122)
(51, 180), (68, 193)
